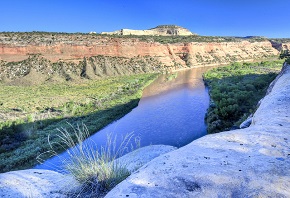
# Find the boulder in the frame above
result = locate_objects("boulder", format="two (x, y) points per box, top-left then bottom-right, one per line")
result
(115, 145), (177, 173)
(239, 114), (252, 128)
(0, 169), (79, 198)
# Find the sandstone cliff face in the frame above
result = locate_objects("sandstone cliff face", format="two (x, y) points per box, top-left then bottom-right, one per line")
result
(0, 33), (280, 77)
(282, 42), (290, 50)
(158, 40), (278, 68)
(270, 39), (290, 51)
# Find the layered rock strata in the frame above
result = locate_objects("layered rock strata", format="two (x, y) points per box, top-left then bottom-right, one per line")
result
(0, 32), (280, 81)
(0, 54), (165, 84)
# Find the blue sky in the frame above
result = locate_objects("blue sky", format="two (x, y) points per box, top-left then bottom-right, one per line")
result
(0, 0), (289, 38)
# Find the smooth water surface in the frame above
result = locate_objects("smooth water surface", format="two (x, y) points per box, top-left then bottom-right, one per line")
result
(35, 67), (211, 171)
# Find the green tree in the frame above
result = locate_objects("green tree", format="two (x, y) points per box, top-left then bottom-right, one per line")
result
(280, 49), (290, 64)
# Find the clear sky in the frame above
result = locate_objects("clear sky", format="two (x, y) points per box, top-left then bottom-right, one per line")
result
(0, 0), (289, 38)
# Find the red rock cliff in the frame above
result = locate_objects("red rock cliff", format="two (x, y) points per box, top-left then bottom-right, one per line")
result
(0, 33), (280, 71)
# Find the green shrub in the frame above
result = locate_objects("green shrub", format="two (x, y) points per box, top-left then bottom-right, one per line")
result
(204, 60), (283, 133)
(280, 49), (290, 64)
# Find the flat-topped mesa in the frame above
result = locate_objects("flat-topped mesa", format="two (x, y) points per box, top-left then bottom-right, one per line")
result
(101, 25), (196, 36)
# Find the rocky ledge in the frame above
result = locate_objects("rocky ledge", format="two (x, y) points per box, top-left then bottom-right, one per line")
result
(0, 145), (176, 197)
(106, 63), (290, 197)
(0, 64), (289, 197)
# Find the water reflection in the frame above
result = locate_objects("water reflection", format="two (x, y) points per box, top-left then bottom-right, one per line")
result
(35, 67), (211, 171)
(142, 67), (207, 98)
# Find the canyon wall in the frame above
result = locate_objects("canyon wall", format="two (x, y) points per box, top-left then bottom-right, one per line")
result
(270, 40), (290, 51)
(0, 33), (283, 83)
(0, 35), (279, 66)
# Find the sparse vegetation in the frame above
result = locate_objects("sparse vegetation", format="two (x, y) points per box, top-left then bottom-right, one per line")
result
(0, 54), (164, 83)
(270, 38), (290, 44)
(0, 73), (157, 172)
(0, 31), (270, 45)
(203, 60), (283, 133)
(37, 124), (138, 197)
(108, 34), (268, 44)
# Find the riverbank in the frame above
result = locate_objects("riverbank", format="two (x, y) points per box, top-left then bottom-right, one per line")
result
(1, 62), (289, 197)
(0, 73), (158, 172)
(106, 62), (290, 197)
(35, 66), (211, 171)
(203, 59), (284, 133)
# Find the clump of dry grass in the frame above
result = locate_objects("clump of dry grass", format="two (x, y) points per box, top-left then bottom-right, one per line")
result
(38, 123), (139, 197)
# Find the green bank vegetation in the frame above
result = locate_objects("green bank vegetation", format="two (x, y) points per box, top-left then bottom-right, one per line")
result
(203, 60), (283, 133)
(0, 73), (157, 172)
(280, 49), (290, 64)
(0, 31), (270, 45)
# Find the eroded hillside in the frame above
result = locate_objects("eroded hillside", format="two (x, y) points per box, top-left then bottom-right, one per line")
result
(0, 54), (164, 85)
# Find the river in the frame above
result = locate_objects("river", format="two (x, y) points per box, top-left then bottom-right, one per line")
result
(35, 66), (211, 171)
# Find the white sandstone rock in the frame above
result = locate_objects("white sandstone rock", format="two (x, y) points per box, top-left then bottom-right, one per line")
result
(115, 145), (177, 173)
(0, 169), (79, 198)
(239, 114), (252, 128)
(0, 145), (176, 198)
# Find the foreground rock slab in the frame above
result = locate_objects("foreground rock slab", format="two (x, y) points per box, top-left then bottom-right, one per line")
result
(106, 64), (290, 197)
(0, 145), (176, 197)
(0, 169), (78, 198)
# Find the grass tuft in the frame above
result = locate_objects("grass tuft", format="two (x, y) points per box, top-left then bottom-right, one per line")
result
(38, 123), (139, 197)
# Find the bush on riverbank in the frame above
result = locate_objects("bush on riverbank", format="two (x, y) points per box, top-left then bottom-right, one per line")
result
(280, 49), (290, 64)
(0, 73), (157, 172)
(203, 60), (283, 133)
